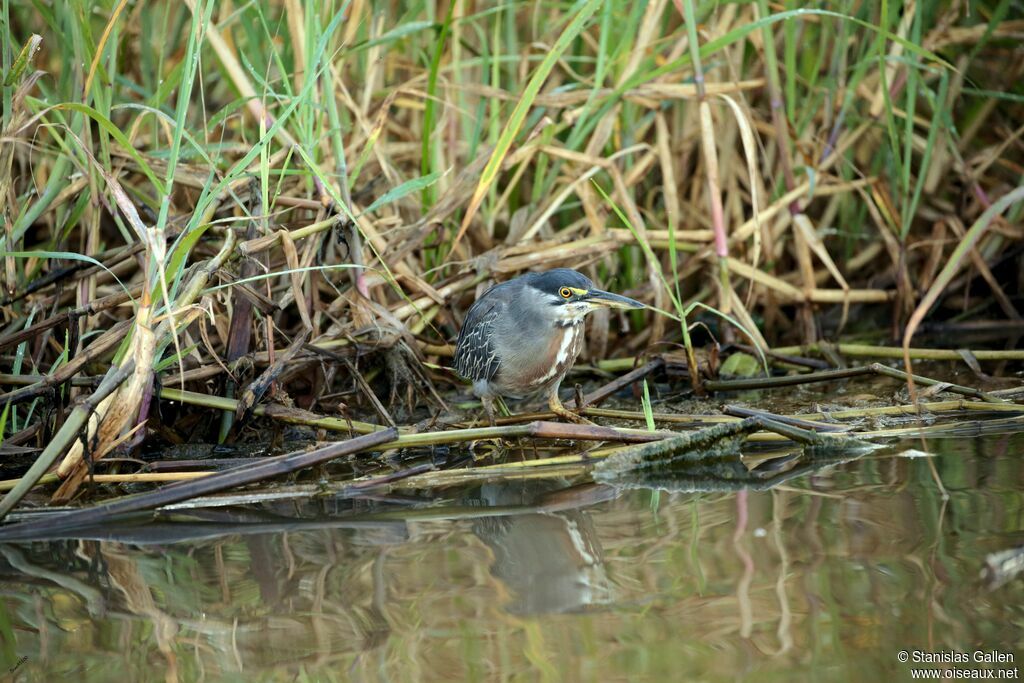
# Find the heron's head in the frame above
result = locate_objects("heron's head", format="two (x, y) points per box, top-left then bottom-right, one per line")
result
(522, 268), (644, 325)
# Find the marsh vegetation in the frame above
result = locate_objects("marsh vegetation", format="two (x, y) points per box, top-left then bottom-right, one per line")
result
(0, 0), (1022, 679)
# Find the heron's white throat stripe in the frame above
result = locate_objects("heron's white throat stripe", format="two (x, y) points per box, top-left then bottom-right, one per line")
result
(530, 326), (581, 386)
(553, 300), (591, 322)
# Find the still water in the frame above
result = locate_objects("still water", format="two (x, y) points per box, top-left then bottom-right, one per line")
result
(1, 430), (1022, 682)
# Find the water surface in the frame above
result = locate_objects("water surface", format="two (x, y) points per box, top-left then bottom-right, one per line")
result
(2, 430), (1023, 681)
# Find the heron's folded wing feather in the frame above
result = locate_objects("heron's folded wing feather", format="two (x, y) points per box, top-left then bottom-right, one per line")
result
(453, 297), (505, 382)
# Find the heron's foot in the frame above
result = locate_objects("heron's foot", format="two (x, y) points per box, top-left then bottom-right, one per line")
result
(548, 395), (594, 425)
(467, 438), (510, 457)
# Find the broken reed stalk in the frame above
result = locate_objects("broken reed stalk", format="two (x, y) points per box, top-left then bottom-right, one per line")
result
(703, 363), (1007, 403)
(0, 418), (674, 506)
(475, 398), (1024, 429)
(771, 344), (1024, 361)
(867, 363), (1006, 403)
(372, 421), (670, 448)
(0, 428), (399, 540)
(595, 417), (762, 474)
(53, 231), (238, 500)
(579, 358), (665, 408)
(0, 319), (132, 406)
(722, 405), (851, 432)
(159, 386), (386, 435)
(0, 472), (217, 492)
(0, 361), (135, 520)
(595, 415), (872, 476)
(0, 284), (141, 354)
(0, 374), (100, 388)
(390, 415), (1024, 491)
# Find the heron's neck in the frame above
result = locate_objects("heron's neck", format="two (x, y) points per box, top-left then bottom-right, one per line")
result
(551, 302), (590, 327)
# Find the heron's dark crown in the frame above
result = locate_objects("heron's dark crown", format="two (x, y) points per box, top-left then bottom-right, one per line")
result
(522, 269), (593, 297)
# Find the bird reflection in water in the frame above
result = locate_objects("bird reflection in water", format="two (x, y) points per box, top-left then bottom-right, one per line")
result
(469, 481), (616, 615)
(467, 445), (866, 615)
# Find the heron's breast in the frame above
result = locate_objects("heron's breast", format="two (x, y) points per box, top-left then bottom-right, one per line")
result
(494, 323), (584, 394)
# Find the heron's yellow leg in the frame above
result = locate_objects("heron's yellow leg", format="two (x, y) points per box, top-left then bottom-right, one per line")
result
(547, 391), (593, 425)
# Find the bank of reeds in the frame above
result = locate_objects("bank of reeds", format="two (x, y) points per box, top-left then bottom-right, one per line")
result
(0, 1), (1022, 511)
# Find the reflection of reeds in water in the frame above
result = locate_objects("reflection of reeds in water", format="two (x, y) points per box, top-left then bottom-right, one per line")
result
(2, 434), (1024, 680)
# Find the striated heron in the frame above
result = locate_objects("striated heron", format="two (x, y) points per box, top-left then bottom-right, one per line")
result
(453, 268), (644, 424)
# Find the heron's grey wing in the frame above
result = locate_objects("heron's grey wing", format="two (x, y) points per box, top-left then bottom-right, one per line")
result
(454, 296), (505, 382)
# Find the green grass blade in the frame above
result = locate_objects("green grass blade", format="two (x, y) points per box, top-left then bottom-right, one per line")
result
(363, 171), (444, 215)
(421, 4), (454, 209)
(451, 0), (601, 251)
(39, 101), (166, 194)
(0, 250), (133, 300)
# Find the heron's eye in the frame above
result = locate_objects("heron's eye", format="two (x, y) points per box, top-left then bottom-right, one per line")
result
(559, 287), (573, 299)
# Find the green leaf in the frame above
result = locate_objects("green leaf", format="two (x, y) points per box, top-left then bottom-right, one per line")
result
(3, 34), (41, 86)
(0, 250), (133, 302)
(684, 302), (770, 375)
(422, 6), (454, 209)
(203, 263), (364, 294)
(0, 403), (9, 444)
(155, 343), (199, 373)
(719, 352), (763, 379)
(570, 6), (958, 148)
(346, 21), (436, 55)
(186, 1), (351, 232)
(906, 185), (1024, 344)
(364, 172), (444, 215)
(48, 102), (165, 194)
(452, 0), (602, 249)
(159, 223), (210, 304)
(641, 380), (656, 432)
